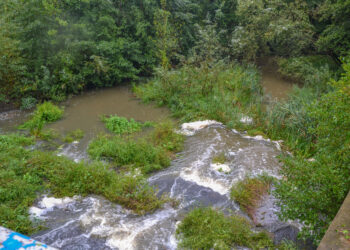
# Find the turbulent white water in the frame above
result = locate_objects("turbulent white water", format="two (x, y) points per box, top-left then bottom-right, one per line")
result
(30, 122), (294, 249)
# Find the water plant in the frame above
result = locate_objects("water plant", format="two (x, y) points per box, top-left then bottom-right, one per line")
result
(101, 115), (145, 135)
(176, 207), (274, 249)
(19, 102), (64, 136)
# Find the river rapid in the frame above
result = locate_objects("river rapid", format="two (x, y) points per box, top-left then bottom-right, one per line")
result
(0, 75), (299, 249)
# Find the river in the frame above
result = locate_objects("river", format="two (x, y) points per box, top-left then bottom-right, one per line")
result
(0, 70), (299, 249)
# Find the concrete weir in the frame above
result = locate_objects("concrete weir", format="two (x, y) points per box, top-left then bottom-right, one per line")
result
(318, 191), (350, 250)
(0, 227), (56, 249)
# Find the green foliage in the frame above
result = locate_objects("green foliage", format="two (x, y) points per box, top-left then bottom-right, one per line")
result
(277, 56), (339, 94)
(0, 133), (164, 234)
(176, 207), (274, 249)
(135, 62), (262, 127)
(231, 0), (315, 61)
(273, 60), (350, 243)
(88, 135), (170, 174)
(102, 115), (143, 135)
(20, 97), (37, 110)
(230, 176), (272, 221)
(88, 120), (183, 174)
(19, 102), (63, 136)
(150, 120), (184, 152)
(63, 129), (84, 143)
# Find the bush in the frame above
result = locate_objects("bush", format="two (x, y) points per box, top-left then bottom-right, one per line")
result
(19, 102), (64, 136)
(0, 134), (165, 234)
(176, 207), (274, 249)
(20, 96), (37, 110)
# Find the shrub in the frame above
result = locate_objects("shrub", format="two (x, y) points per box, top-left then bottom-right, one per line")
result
(20, 96), (37, 110)
(19, 102), (64, 136)
(176, 207), (274, 249)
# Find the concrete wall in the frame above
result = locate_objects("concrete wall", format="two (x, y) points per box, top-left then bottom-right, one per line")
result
(318, 191), (350, 250)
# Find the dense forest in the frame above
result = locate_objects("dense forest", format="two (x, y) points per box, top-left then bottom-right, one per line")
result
(1, 0), (350, 248)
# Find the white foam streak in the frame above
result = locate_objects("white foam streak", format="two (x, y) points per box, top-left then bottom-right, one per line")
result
(179, 120), (222, 136)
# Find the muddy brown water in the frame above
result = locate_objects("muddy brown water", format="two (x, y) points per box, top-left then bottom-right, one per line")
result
(259, 58), (296, 101)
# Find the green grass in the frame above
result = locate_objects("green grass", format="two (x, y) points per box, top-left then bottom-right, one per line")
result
(101, 115), (146, 135)
(88, 121), (184, 174)
(19, 102), (64, 136)
(134, 63), (263, 128)
(176, 207), (274, 249)
(230, 176), (272, 223)
(0, 134), (166, 235)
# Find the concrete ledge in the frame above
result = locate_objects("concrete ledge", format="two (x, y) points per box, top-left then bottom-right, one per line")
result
(0, 226), (56, 249)
(318, 191), (350, 250)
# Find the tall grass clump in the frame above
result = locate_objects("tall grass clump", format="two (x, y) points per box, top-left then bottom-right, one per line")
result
(19, 102), (63, 136)
(134, 62), (263, 128)
(0, 134), (165, 234)
(176, 207), (274, 249)
(230, 176), (272, 223)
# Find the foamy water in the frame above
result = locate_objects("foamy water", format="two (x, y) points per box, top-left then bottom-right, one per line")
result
(30, 122), (294, 249)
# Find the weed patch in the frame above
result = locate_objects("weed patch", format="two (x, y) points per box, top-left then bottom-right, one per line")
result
(0, 134), (165, 235)
(230, 176), (272, 223)
(19, 102), (63, 136)
(176, 207), (274, 249)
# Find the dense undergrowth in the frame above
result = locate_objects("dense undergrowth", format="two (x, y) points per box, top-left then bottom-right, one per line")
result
(135, 56), (350, 244)
(0, 133), (167, 235)
(134, 62), (262, 128)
